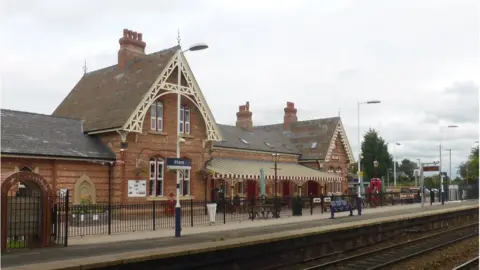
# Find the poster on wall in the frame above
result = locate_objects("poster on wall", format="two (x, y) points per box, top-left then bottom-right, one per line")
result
(128, 180), (147, 197)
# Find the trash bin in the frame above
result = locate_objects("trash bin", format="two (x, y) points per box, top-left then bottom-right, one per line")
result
(206, 203), (217, 223)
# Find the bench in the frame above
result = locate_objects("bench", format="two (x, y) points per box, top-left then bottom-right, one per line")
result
(329, 199), (361, 219)
(249, 204), (280, 220)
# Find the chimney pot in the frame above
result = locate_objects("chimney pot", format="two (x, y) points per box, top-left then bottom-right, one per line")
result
(236, 102), (253, 130)
(283, 101), (298, 130)
(118, 28), (147, 69)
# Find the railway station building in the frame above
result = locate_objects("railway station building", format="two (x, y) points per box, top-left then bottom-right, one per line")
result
(1, 28), (355, 204)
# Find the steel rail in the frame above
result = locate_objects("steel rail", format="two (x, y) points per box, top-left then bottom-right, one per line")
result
(452, 256), (479, 270)
(301, 223), (478, 270)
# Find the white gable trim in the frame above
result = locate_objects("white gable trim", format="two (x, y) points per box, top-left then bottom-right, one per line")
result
(324, 119), (355, 163)
(122, 50), (222, 142)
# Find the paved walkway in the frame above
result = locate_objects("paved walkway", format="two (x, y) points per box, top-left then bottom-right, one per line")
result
(1, 200), (477, 268)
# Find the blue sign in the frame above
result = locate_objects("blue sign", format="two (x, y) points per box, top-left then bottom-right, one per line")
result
(166, 158), (191, 170)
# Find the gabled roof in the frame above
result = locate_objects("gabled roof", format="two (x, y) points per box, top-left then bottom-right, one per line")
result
(255, 117), (354, 163)
(214, 125), (299, 154)
(1, 109), (116, 160)
(52, 46), (179, 132)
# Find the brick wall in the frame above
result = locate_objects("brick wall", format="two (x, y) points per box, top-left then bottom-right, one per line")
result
(324, 134), (350, 193)
(100, 94), (211, 202)
(1, 157), (109, 202)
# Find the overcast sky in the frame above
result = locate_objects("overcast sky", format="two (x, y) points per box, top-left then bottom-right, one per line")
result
(1, 0), (478, 177)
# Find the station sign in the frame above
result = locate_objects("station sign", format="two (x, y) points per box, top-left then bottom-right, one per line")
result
(313, 198), (321, 203)
(423, 166), (439, 172)
(166, 158), (191, 170)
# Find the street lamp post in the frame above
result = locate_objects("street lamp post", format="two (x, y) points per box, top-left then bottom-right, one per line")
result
(357, 100), (381, 198)
(272, 153), (280, 218)
(175, 39), (209, 238)
(373, 160), (379, 178)
(392, 142), (401, 187)
(416, 159), (421, 187)
(439, 125), (458, 205)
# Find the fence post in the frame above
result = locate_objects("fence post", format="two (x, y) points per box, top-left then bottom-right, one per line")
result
(310, 196), (313, 215)
(320, 194), (324, 214)
(152, 200), (156, 231)
(64, 189), (70, 247)
(223, 199), (226, 224)
(190, 199), (194, 227)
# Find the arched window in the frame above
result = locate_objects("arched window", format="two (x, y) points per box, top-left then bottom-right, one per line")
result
(178, 168), (191, 196)
(19, 166), (33, 172)
(150, 101), (164, 131)
(149, 157), (164, 196)
(335, 167), (342, 174)
(327, 167), (334, 173)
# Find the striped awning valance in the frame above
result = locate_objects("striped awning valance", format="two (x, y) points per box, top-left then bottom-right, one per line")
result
(207, 158), (344, 183)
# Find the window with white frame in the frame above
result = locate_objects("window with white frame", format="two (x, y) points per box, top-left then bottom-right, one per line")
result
(179, 106), (191, 134)
(149, 157), (164, 196)
(178, 169), (191, 196)
(150, 101), (164, 131)
(336, 181), (341, 193)
(329, 182), (334, 193)
(236, 182), (244, 195)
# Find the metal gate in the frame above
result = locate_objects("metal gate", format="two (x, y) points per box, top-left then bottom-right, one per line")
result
(4, 190), (69, 250)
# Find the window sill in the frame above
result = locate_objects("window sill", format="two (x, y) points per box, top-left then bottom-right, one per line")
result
(148, 131), (167, 136)
(181, 134), (194, 139)
(146, 196), (194, 201)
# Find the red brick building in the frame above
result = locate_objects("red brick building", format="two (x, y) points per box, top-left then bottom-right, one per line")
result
(1, 29), (355, 204)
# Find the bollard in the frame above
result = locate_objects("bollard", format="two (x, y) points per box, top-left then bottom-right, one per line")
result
(349, 204), (353, 216)
(330, 204), (335, 219)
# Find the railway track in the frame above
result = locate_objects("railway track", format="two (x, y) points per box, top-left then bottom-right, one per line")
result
(296, 223), (478, 270)
(452, 256), (479, 270)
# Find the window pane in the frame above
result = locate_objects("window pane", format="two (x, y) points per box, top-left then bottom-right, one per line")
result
(185, 122), (190, 134)
(180, 107), (184, 121)
(156, 180), (162, 196)
(157, 102), (163, 117)
(157, 118), (163, 131)
(179, 122), (184, 133)
(151, 118), (156, 130)
(149, 162), (156, 180)
(151, 104), (156, 118)
(157, 161), (163, 180)
(149, 180), (155, 196)
(184, 108), (190, 121)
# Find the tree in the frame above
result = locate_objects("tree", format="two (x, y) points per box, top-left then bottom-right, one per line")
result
(399, 158), (419, 180)
(360, 129), (393, 180)
(458, 146), (479, 183)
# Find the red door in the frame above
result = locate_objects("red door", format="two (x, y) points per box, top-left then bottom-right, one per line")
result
(282, 181), (290, 197)
(246, 180), (256, 198)
(307, 181), (318, 196)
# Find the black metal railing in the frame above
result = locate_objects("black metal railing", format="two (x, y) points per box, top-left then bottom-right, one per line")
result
(4, 190), (69, 250)
(3, 191), (430, 244)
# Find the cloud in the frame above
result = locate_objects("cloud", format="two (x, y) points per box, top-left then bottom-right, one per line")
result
(1, 0), (478, 177)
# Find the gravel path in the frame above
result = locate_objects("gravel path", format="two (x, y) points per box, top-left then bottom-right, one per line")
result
(391, 236), (479, 270)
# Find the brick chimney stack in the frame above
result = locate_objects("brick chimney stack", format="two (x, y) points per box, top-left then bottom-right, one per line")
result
(283, 101), (298, 130)
(118, 29), (146, 69)
(236, 102), (253, 130)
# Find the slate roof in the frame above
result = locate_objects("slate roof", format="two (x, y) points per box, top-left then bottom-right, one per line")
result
(1, 109), (116, 160)
(52, 46), (179, 132)
(214, 124), (299, 154)
(255, 117), (341, 160)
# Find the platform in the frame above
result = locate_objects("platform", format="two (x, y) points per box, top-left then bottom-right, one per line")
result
(2, 200), (478, 269)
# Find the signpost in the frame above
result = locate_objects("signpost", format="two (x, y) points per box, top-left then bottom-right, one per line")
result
(420, 162), (440, 208)
(166, 158), (192, 170)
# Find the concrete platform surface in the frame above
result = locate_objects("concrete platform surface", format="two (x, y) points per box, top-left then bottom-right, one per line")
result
(2, 200), (478, 269)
